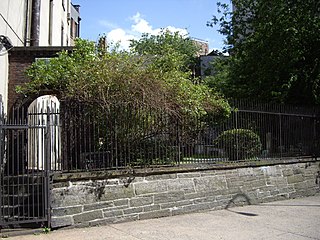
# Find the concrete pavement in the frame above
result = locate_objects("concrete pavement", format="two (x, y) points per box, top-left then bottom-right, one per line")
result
(4, 195), (320, 240)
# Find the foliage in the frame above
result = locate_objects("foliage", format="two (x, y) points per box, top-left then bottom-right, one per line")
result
(18, 36), (230, 120)
(130, 29), (200, 73)
(207, 0), (320, 104)
(129, 138), (178, 167)
(17, 34), (231, 166)
(214, 129), (262, 161)
(42, 227), (51, 234)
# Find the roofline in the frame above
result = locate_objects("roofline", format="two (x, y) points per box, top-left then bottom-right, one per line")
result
(9, 46), (74, 57)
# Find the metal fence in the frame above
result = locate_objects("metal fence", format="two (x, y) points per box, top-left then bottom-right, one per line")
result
(0, 97), (57, 228)
(56, 100), (320, 172)
(1, 96), (318, 228)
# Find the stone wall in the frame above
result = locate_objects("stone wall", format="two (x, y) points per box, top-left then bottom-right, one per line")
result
(51, 161), (320, 228)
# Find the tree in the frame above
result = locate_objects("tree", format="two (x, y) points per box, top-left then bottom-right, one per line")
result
(207, 0), (320, 104)
(130, 29), (200, 74)
(16, 35), (230, 167)
(18, 35), (229, 119)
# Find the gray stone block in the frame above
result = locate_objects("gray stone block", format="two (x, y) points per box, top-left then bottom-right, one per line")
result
(51, 185), (98, 207)
(246, 179), (267, 189)
(73, 210), (103, 224)
(144, 204), (160, 212)
(145, 174), (177, 181)
(177, 173), (201, 178)
(154, 191), (185, 204)
(293, 168), (304, 175)
(167, 178), (195, 193)
(160, 200), (193, 209)
(114, 199), (129, 206)
(184, 192), (206, 200)
(266, 176), (288, 187)
(100, 185), (135, 201)
(52, 206), (83, 217)
(134, 181), (168, 195)
(287, 174), (304, 184)
(51, 216), (74, 228)
(171, 202), (214, 216)
(193, 196), (216, 204)
(260, 166), (282, 177)
(257, 191), (271, 198)
(103, 209), (124, 218)
(83, 201), (113, 211)
(102, 205), (128, 212)
(130, 196), (153, 207)
(282, 169), (294, 177)
(139, 209), (171, 220)
(194, 176), (227, 192)
(123, 207), (143, 215)
(238, 168), (254, 176)
(99, 215), (139, 224)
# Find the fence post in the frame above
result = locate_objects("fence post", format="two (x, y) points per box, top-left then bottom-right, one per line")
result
(279, 113), (282, 159)
(235, 108), (239, 161)
(177, 119), (181, 165)
(314, 115), (319, 160)
(0, 94), (3, 223)
(45, 107), (52, 228)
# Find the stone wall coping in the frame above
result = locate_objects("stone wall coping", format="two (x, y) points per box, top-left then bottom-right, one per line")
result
(53, 157), (320, 183)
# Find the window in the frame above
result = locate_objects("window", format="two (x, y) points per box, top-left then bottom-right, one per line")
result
(70, 19), (74, 38)
(75, 22), (79, 38)
(48, 0), (53, 45)
(61, 23), (64, 46)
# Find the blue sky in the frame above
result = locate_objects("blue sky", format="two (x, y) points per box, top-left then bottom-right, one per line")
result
(72, 0), (231, 51)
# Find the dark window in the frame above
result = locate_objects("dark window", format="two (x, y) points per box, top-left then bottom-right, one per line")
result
(61, 24), (64, 46)
(48, 0), (53, 45)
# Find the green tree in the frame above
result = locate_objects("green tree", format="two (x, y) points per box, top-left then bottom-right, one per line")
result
(130, 29), (200, 74)
(18, 35), (229, 119)
(207, 0), (320, 104)
(16, 36), (230, 166)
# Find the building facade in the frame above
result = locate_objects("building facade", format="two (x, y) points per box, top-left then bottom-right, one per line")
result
(0, 0), (80, 112)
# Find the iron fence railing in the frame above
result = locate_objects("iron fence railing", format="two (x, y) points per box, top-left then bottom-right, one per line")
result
(56, 100), (320, 172)
(2, 98), (319, 173)
(0, 96), (52, 227)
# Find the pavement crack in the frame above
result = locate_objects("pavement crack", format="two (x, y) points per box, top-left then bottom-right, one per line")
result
(108, 225), (144, 240)
(269, 226), (319, 240)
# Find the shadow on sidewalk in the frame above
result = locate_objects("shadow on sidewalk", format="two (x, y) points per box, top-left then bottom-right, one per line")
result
(224, 194), (320, 217)
(224, 193), (259, 217)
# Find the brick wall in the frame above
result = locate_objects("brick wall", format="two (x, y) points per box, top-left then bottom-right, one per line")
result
(51, 160), (320, 228)
(7, 47), (72, 111)
(8, 52), (34, 111)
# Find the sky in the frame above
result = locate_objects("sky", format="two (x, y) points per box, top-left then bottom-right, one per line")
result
(72, 0), (231, 52)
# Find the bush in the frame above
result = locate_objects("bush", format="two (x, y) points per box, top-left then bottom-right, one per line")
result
(130, 137), (178, 167)
(214, 129), (262, 161)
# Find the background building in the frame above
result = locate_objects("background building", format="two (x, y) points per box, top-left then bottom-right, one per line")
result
(0, 0), (80, 112)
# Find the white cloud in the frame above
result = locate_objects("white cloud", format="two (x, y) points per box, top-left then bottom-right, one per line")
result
(130, 12), (154, 34)
(106, 28), (137, 50)
(100, 12), (189, 50)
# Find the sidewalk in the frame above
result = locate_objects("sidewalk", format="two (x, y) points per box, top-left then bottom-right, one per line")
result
(4, 195), (320, 240)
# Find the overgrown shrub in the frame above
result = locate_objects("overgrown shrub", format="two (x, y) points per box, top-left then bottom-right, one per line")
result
(130, 137), (178, 167)
(214, 129), (262, 161)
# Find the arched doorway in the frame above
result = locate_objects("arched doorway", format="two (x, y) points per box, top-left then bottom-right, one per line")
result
(27, 95), (61, 171)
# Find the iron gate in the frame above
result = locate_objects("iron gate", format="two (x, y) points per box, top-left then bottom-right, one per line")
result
(0, 96), (58, 229)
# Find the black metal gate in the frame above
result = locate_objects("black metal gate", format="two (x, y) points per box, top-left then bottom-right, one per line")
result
(0, 96), (57, 229)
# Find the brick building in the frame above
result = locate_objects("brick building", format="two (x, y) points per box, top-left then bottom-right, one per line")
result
(0, 0), (80, 113)
(7, 47), (72, 111)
